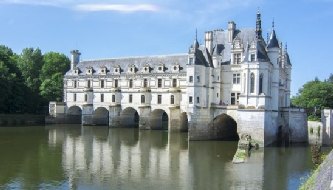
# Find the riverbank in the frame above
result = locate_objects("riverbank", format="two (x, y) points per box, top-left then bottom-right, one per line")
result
(0, 114), (45, 126)
(300, 148), (333, 190)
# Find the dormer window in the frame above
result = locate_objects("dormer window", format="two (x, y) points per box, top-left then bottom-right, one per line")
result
(172, 64), (180, 72)
(250, 54), (255, 62)
(100, 66), (107, 75)
(86, 67), (93, 75)
(128, 64), (136, 74)
(189, 58), (194, 65)
(74, 68), (79, 75)
(114, 65), (121, 74)
(142, 64), (150, 73)
(156, 63), (165, 73)
(233, 53), (241, 64)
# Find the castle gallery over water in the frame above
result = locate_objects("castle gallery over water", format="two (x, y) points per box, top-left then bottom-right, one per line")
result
(49, 11), (308, 147)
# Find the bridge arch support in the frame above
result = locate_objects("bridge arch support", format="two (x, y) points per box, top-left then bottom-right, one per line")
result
(93, 107), (109, 125)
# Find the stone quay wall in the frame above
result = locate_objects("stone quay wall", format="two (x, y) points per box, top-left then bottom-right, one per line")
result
(0, 114), (45, 126)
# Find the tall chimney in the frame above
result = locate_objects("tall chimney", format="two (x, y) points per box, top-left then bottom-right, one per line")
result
(205, 31), (213, 54)
(228, 21), (236, 43)
(70, 50), (81, 70)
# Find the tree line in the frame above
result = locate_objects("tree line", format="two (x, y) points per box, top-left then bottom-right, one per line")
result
(0, 45), (70, 114)
(292, 74), (333, 120)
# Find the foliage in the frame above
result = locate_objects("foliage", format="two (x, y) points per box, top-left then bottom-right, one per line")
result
(17, 48), (43, 93)
(40, 73), (64, 102)
(0, 44), (70, 114)
(39, 52), (70, 102)
(40, 52), (70, 81)
(308, 114), (321, 121)
(291, 79), (333, 118)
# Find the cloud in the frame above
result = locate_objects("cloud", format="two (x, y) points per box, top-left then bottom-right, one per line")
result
(75, 4), (160, 12)
(0, 0), (70, 6)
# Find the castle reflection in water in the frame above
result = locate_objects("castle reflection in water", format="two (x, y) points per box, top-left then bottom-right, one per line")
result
(47, 125), (312, 190)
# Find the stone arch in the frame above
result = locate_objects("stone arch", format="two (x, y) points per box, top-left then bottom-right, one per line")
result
(208, 113), (239, 141)
(180, 112), (189, 132)
(93, 107), (109, 125)
(119, 107), (139, 128)
(66, 106), (82, 124)
(67, 106), (82, 115)
(150, 109), (169, 130)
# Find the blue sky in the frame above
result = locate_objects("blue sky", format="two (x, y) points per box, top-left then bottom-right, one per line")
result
(0, 0), (332, 95)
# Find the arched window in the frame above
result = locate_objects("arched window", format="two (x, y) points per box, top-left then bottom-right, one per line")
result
(101, 94), (104, 102)
(170, 95), (174, 104)
(250, 73), (255, 93)
(141, 95), (145, 103)
(259, 74), (263, 94)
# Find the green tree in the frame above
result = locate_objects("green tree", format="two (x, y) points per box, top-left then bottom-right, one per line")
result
(39, 52), (70, 102)
(40, 52), (70, 81)
(292, 79), (333, 118)
(40, 73), (64, 102)
(0, 45), (27, 113)
(17, 48), (43, 92)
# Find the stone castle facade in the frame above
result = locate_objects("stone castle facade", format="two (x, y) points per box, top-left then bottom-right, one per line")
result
(50, 11), (308, 146)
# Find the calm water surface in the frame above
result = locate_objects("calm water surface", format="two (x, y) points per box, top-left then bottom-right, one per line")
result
(0, 125), (314, 190)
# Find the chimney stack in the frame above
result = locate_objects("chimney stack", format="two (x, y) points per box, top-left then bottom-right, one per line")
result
(70, 50), (81, 70)
(228, 21), (236, 43)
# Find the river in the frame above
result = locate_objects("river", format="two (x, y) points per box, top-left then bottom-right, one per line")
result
(0, 125), (314, 190)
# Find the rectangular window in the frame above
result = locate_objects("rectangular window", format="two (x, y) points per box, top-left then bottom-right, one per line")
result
(114, 79), (118, 88)
(231, 93), (235, 105)
(189, 76), (193, 83)
(197, 76), (200, 82)
(197, 97), (200, 104)
(217, 93), (219, 98)
(101, 80), (104, 88)
(87, 80), (91, 88)
(233, 73), (241, 84)
(73, 93), (76, 102)
(158, 95), (162, 104)
(141, 95), (145, 103)
(231, 93), (240, 105)
(129, 79), (133, 88)
(189, 58), (194, 65)
(170, 95), (174, 104)
(74, 80), (77, 88)
(143, 79), (148, 88)
(233, 53), (241, 64)
(84, 94), (87, 102)
(237, 93), (240, 104)
(158, 79), (162, 88)
(250, 54), (255, 62)
(172, 79), (177, 87)
(101, 94), (104, 102)
(112, 95), (115, 102)
(129, 94), (133, 103)
(189, 96), (193, 104)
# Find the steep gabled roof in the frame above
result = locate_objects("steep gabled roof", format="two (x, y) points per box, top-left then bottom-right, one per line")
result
(267, 29), (280, 49)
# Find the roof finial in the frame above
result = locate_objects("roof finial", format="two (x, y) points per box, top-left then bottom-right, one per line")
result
(285, 42), (288, 52)
(195, 28), (198, 41)
(256, 9), (262, 39)
(272, 18), (275, 29)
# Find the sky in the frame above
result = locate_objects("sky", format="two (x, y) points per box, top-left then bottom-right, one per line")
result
(0, 0), (332, 95)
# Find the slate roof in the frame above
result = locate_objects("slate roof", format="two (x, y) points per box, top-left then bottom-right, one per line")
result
(267, 30), (280, 49)
(66, 54), (188, 76)
(210, 28), (271, 64)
